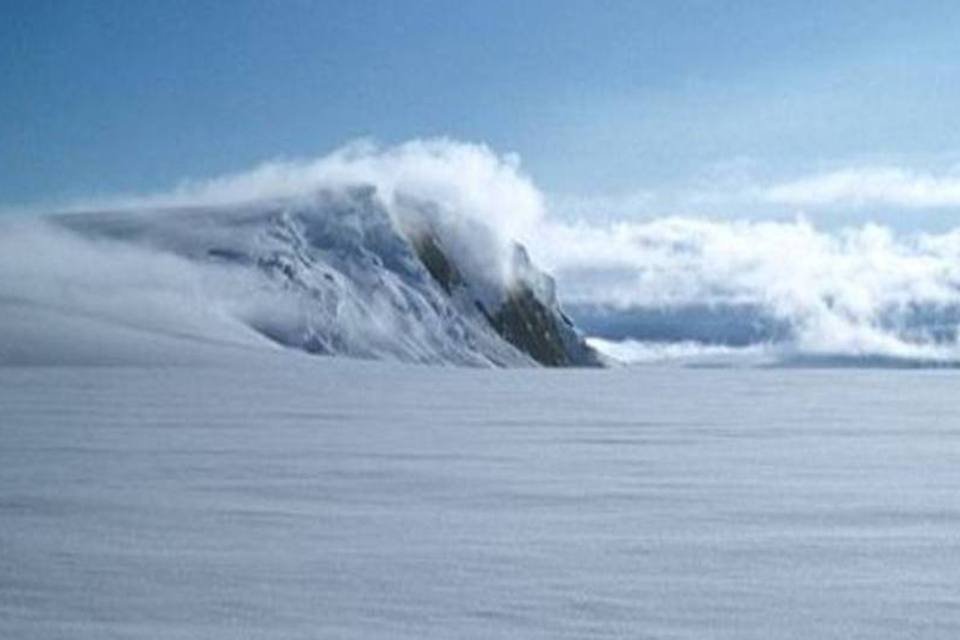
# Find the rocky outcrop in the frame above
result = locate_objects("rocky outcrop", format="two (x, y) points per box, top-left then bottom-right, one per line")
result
(410, 231), (601, 367)
(411, 233), (463, 294)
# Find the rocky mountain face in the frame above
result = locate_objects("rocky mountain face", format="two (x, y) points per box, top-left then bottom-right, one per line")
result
(409, 231), (601, 367)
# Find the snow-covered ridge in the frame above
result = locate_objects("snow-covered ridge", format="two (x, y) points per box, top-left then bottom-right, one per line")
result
(0, 186), (599, 367)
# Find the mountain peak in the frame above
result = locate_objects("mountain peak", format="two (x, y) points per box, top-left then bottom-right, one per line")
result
(25, 187), (600, 367)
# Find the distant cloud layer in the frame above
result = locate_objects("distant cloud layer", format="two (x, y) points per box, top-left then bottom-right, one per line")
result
(762, 167), (960, 208)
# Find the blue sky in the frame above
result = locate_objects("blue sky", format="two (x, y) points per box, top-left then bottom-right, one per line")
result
(4, 0), (960, 226)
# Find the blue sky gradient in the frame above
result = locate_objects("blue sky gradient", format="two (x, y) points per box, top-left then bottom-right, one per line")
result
(4, 0), (960, 224)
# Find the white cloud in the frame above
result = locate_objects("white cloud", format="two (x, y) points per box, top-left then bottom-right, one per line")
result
(530, 214), (960, 361)
(548, 163), (960, 223)
(762, 166), (960, 208)
(80, 138), (546, 249)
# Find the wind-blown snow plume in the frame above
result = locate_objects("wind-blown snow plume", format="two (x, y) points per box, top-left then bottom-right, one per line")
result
(81, 139), (546, 290)
(102, 139), (542, 223)
(0, 218), (270, 364)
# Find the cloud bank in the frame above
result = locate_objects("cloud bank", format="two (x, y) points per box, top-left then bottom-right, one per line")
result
(534, 216), (960, 363)
(763, 166), (960, 209)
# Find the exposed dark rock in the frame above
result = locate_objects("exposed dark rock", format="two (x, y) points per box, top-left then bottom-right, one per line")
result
(411, 234), (463, 294)
(411, 232), (601, 367)
(486, 286), (573, 366)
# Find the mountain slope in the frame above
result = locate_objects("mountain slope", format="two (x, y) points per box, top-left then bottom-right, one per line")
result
(17, 187), (600, 367)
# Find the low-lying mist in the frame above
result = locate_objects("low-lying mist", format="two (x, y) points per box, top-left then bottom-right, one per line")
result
(538, 217), (960, 364)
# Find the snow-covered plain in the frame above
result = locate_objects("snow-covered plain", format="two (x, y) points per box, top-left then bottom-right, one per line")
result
(3, 351), (959, 639)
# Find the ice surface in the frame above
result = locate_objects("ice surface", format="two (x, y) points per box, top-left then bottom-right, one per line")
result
(2, 355), (959, 639)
